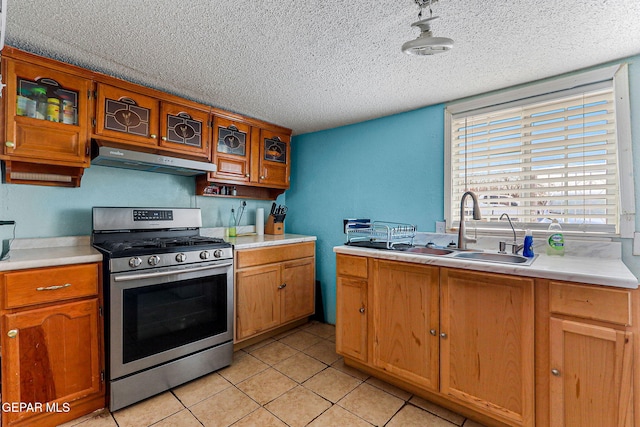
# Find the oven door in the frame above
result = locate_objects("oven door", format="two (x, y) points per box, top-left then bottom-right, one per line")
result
(109, 260), (233, 380)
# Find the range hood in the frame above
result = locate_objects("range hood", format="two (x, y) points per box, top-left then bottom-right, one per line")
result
(91, 144), (216, 176)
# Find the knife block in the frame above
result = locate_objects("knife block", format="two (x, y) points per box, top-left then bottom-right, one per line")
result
(265, 214), (284, 235)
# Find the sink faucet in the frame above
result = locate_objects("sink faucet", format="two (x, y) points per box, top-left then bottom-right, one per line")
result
(499, 213), (524, 254)
(457, 191), (482, 250)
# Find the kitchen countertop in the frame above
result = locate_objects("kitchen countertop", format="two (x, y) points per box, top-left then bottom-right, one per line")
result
(0, 233), (317, 272)
(0, 236), (103, 272)
(334, 245), (639, 289)
(229, 233), (317, 250)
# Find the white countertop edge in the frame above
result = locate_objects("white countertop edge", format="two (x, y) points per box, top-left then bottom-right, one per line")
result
(334, 245), (639, 290)
(0, 245), (103, 272)
(232, 234), (317, 250)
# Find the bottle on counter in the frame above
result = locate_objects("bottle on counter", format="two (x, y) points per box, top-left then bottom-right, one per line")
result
(522, 229), (534, 258)
(228, 208), (237, 237)
(546, 219), (565, 256)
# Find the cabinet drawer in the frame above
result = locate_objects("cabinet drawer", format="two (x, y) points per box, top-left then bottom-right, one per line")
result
(236, 242), (315, 269)
(549, 281), (631, 326)
(336, 254), (368, 279)
(2, 263), (99, 309)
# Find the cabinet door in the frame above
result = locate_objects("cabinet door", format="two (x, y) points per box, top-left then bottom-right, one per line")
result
(281, 257), (315, 324)
(3, 58), (92, 166)
(256, 128), (290, 188)
(94, 83), (159, 147)
(2, 298), (102, 425)
(549, 318), (633, 427)
(235, 264), (281, 341)
(371, 260), (439, 391)
(336, 276), (368, 362)
(210, 116), (252, 183)
(158, 101), (210, 159)
(440, 269), (535, 427)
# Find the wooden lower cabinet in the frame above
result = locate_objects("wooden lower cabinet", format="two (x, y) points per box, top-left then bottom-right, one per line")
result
(235, 242), (315, 342)
(337, 254), (640, 427)
(0, 263), (104, 427)
(539, 279), (637, 427)
(440, 268), (534, 426)
(372, 260), (440, 391)
(549, 318), (633, 426)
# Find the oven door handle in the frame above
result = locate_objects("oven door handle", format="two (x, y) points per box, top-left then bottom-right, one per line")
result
(113, 262), (233, 282)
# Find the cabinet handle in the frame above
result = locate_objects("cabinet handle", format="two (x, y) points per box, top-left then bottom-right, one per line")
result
(162, 136), (167, 141)
(260, 176), (265, 180)
(245, 174), (250, 178)
(150, 134), (157, 139)
(440, 332), (447, 338)
(7, 329), (18, 338)
(278, 283), (287, 289)
(5, 141), (15, 148)
(551, 369), (561, 377)
(36, 283), (71, 291)
(430, 329), (437, 336)
(359, 307), (365, 314)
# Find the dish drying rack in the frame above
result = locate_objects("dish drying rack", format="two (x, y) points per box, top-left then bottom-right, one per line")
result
(346, 221), (417, 249)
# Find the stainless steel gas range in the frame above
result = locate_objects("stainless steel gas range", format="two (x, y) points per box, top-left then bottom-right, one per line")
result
(92, 207), (233, 411)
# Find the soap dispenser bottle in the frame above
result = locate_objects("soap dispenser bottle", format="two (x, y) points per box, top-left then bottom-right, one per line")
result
(522, 229), (534, 258)
(546, 219), (565, 256)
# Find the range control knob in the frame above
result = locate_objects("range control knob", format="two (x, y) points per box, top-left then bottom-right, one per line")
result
(148, 255), (161, 266)
(176, 253), (187, 262)
(129, 257), (142, 268)
(213, 249), (223, 258)
(200, 251), (211, 260)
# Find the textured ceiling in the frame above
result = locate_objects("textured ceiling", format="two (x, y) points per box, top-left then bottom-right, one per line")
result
(5, 1), (640, 135)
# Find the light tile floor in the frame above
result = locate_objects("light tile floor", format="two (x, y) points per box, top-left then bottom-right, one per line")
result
(59, 322), (487, 427)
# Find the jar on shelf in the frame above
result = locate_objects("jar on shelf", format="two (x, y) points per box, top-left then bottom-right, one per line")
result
(46, 97), (60, 122)
(59, 94), (75, 124)
(32, 87), (48, 120)
(16, 88), (29, 116)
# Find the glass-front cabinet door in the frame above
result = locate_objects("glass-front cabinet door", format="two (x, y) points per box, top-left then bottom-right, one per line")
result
(94, 83), (159, 147)
(159, 101), (210, 160)
(257, 128), (290, 188)
(211, 115), (252, 183)
(3, 58), (92, 166)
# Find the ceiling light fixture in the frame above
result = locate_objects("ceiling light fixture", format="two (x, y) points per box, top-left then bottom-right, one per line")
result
(402, 0), (453, 56)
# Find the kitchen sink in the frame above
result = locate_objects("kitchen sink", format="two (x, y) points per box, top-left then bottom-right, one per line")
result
(400, 245), (537, 266)
(404, 247), (455, 256)
(452, 251), (536, 265)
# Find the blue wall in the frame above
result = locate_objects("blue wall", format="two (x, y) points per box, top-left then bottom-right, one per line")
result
(286, 105), (445, 324)
(0, 164), (280, 237)
(288, 54), (640, 325)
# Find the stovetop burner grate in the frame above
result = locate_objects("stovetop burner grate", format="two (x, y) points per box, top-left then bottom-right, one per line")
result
(95, 235), (229, 257)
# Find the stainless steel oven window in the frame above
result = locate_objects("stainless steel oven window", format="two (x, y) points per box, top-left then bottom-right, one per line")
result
(109, 261), (233, 380)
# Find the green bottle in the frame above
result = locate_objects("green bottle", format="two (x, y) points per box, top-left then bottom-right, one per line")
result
(228, 209), (237, 237)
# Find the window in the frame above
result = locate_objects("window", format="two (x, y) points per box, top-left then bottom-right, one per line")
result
(445, 64), (634, 237)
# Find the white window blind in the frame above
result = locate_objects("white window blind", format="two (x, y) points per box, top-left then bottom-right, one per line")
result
(449, 84), (620, 234)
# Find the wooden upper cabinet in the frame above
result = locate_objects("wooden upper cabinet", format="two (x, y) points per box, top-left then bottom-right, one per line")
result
(209, 114), (291, 189)
(94, 83), (210, 160)
(94, 83), (160, 148)
(211, 115), (252, 183)
(2, 56), (92, 167)
(256, 127), (290, 188)
(158, 101), (210, 159)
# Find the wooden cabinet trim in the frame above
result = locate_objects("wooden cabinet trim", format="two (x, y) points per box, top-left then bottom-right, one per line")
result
(336, 254), (368, 279)
(549, 281), (632, 326)
(235, 242), (315, 269)
(2, 263), (99, 309)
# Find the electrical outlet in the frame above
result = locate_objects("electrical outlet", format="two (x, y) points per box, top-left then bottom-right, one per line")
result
(435, 221), (446, 234)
